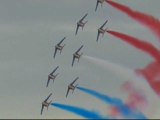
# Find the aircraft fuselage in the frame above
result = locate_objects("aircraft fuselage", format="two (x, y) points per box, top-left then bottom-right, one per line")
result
(69, 85), (75, 90)
(98, 28), (105, 33)
(48, 74), (56, 80)
(42, 101), (49, 107)
(56, 45), (63, 50)
(77, 22), (85, 27)
(74, 53), (80, 59)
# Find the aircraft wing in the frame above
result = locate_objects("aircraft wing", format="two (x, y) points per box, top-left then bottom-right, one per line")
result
(71, 77), (79, 85)
(44, 93), (52, 102)
(41, 105), (44, 115)
(79, 13), (88, 22)
(100, 20), (108, 29)
(96, 31), (100, 42)
(54, 48), (57, 58)
(58, 37), (66, 45)
(76, 45), (83, 53)
(95, 1), (99, 11)
(51, 66), (59, 75)
(66, 87), (70, 98)
(46, 78), (50, 87)
(75, 25), (79, 35)
(72, 56), (75, 67)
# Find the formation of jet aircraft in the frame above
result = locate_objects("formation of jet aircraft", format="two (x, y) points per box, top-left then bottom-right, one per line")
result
(41, 1), (108, 115)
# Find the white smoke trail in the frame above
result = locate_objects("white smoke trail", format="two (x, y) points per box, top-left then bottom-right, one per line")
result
(83, 55), (160, 117)
(83, 55), (143, 82)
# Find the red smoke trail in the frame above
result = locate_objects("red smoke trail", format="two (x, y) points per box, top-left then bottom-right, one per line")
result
(109, 81), (148, 118)
(121, 81), (148, 110)
(107, 30), (160, 62)
(109, 106), (121, 118)
(137, 61), (160, 96)
(105, 0), (160, 40)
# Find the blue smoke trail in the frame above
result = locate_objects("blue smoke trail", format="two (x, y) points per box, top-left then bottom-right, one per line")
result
(77, 87), (147, 119)
(51, 103), (108, 119)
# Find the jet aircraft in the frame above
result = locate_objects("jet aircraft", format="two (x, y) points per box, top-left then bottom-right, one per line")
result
(47, 66), (59, 87)
(54, 37), (66, 58)
(97, 20), (108, 42)
(75, 13), (88, 35)
(66, 77), (79, 98)
(41, 93), (52, 115)
(72, 45), (83, 66)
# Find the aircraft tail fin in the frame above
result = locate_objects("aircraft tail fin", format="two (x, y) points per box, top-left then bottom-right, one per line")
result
(60, 44), (65, 54)
(47, 100), (52, 110)
(102, 27), (108, 37)
(52, 73), (59, 84)
(73, 84), (78, 93)
(82, 21), (87, 30)
(49, 100), (52, 105)
(78, 53), (83, 62)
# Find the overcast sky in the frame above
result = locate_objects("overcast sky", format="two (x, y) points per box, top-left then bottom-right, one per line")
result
(0, 0), (160, 119)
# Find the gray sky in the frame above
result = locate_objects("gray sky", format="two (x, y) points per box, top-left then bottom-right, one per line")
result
(0, 0), (160, 119)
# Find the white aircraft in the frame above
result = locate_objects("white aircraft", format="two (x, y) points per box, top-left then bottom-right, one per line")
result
(47, 66), (59, 87)
(72, 45), (83, 67)
(41, 93), (52, 115)
(97, 20), (108, 42)
(54, 37), (66, 58)
(66, 77), (79, 98)
(75, 13), (88, 35)
(95, 0), (105, 11)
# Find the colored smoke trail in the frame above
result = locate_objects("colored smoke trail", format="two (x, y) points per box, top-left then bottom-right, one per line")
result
(121, 81), (148, 111)
(51, 103), (107, 119)
(83, 56), (160, 117)
(105, 0), (160, 40)
(138, 61), (160, 96)
(83, 55), (143, 82)
(83, 55), (157, 100)
(77, 86), (147, 119)
(107, 30), (160, 62)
